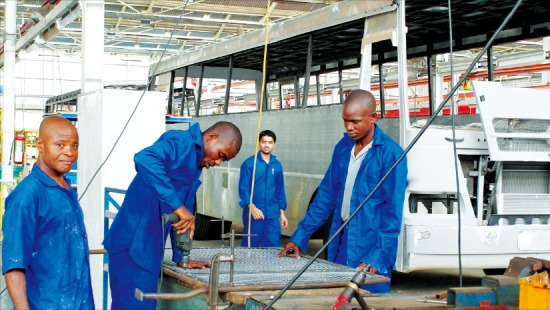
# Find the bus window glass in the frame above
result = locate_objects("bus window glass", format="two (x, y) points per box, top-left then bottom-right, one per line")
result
(280, 79), (296, 109)
(318, 71), (341, 105)
(227, 79), (257, 113)
(267, 81), (281, 109)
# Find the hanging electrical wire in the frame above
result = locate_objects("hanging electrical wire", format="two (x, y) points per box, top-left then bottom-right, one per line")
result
(446, 0), (464, 288)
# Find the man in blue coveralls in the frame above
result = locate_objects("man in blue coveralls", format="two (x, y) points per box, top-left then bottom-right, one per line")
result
(277, 89), (408, 293)
(2, 116), (94, 309)
(239, 130), (288, 247)
(103, 121), (242, 309)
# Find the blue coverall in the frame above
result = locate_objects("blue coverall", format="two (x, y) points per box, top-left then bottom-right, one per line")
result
(2, 165), (95, 309)
(103, 123), (204, 309)
(239, 152), (287, 247)
(290, 124), (407, 293)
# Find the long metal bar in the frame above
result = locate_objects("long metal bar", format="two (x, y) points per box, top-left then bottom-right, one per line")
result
(301, 34), (313, 107)
(223, 56), (233, 114)
(181, 66), (188, 116)
(294, 76), (301, 107)
(338, 62), (344, 103)
(396, 0), (409, 147)
(167, 70), (175, 114)
(316, 73), (321, 106)
(136, 286), (209, 301)
(195, 64), (204, 117)
(378, 62), (385, 117)
(488, 47), (495, 81)
(208, 253), (235, 309)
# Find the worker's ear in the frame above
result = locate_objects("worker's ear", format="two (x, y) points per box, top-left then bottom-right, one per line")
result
(205, 132), (219, 142)
(36, 137), (44, 153)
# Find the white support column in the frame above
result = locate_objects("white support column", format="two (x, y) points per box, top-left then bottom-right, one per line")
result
(79, 0), (104, 306)
(81, 0), (104, 93)
(396, 0), (410, 147)
(2, 0), (17, 185)
(543, 36), (550, 85)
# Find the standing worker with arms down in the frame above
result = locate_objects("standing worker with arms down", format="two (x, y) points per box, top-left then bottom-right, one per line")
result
(2, 116), (94, 309)
(277, 89), (407, 293)
(239, 130), (288, 247)
(103, 121), (242, 310)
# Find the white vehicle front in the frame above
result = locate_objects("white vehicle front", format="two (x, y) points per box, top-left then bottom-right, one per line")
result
(396, 81), (550, 272)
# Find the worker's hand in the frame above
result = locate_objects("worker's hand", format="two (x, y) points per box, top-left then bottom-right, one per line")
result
(276, 242), (300, 259)
(248, 204), (265, 220)
(357, 263), (377, 274)
(280, 211), (288, 229)
(173, 205), (195, 240)
(178, 260), (211, 269)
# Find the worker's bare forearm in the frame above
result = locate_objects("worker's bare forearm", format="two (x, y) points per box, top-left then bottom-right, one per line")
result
(5, 269), (30, 309)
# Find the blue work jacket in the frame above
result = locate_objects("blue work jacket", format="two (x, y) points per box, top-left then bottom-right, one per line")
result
(290, 125), (408, 273)
(103, 123), (204, 273)
(2, 166), (94, 309)
(239, 152), (287, 219)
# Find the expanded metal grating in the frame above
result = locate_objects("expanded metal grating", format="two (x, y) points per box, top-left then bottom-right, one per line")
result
(163, 247), (384, 287)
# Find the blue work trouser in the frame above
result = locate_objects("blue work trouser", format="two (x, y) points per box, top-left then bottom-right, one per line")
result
(109, 250), (159, 310)
(241, 217), (281, 247)
(334, 226), (392, 293)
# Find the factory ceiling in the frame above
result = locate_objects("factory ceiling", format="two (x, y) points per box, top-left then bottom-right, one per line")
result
(0, 0), (548, 67)
(0, 0), (343, 59)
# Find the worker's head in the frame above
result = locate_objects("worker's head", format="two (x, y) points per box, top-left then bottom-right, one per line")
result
(342, 89), (378, 143)
(36, 116), (79, 177)
(201, 121), (242, 169)
(258, 130), (276, 155)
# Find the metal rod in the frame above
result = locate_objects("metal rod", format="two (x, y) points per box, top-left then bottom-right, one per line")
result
(135, 286), (208, 301)
(221, 216), (225, 247)
(230, 229), (235, 286)
(208, 253), (235, 310)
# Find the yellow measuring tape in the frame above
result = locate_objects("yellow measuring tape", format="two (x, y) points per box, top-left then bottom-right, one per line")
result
(247, 0), (271, 248)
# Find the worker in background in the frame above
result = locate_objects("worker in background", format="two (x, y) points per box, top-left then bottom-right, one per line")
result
(277, 89), (408, 293)
(239, 130), (288, 247)
(2, 116), (94, 309)
(103, 121), (242, 310)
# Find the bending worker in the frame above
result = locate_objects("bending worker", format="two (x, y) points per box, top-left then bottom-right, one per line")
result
(103, 121), (242, 309)
(278, 89), (408, 293)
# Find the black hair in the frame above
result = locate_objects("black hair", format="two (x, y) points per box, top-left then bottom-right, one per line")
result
(259, 129), (276, 143)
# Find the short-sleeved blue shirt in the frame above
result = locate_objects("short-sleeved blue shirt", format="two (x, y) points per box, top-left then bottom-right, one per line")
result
(2, 165), (94, 309)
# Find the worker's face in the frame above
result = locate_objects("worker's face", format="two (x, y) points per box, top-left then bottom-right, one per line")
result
(37, 125), (79, 176)
(342, 102), (377, 142)
(259, 136), (275, 155)
(201, 135), (238, 169)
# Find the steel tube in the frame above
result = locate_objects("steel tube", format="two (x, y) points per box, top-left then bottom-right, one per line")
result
(135, 286), (208, 301)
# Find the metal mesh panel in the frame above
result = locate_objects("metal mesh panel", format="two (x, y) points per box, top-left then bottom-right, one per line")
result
(492, 118), (550, 153)
(496, 138), (550, 152)
(502, 170), (549, 194)
(493, 119), (550, 134)
(163, 247), (383, 287)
